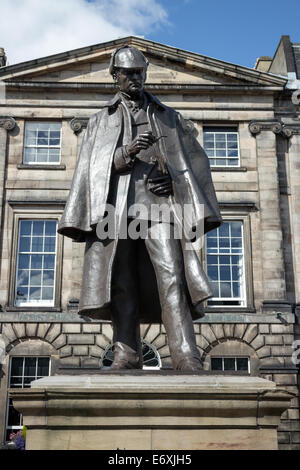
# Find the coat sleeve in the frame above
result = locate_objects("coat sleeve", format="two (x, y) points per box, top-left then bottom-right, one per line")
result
(57, 113), (100, 242)
(174, 112), (222, 234)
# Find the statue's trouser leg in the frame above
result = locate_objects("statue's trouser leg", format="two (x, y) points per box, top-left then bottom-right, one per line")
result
(110, 237), (142, 369)
(144, 222), (201, 371)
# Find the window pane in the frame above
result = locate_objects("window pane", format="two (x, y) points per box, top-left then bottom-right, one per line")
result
(206, 221), (245, 306)
(204, 127), (239, 167)
(10, 358), (24, 378)
(236, 358), (249, 371)
(23, 122), (61, 164)
(37, 358), (50, 376)
(24, 358), (36, 376)
(15, 220), (57, 306)
(224, 358), (236, 370)
(211, 358), (222, 370)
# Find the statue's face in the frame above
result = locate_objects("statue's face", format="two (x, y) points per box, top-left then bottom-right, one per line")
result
(115, 67), (146, 98)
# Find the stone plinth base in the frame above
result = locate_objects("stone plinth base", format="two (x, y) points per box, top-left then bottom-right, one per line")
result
(10, 374), (293, 450)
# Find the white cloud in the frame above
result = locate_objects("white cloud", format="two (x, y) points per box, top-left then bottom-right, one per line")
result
(0, 0), (168, 65)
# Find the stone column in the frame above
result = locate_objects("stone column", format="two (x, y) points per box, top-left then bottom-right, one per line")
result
(249, 121), (289, 312)
(0, 117), (16, 236)
(283, 127), (300, 310)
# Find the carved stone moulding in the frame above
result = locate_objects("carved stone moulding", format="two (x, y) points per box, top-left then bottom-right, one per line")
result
(70, 117), (88, 134)
(248, 120), (282, 136)
(0, 116), (16, 131)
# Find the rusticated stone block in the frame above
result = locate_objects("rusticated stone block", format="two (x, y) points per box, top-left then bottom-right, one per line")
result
(73, 346), (89, 356)
(250, 335), (265, 351)
(196, 335), (210, 351)
(59, 357), (80, 367)
(271, 345), (293, 357)
(52, 334), (67, 350)
(243, 325), (258, 344)
(62, 324), (81, 334)
(45, 324), (62, 343)
(211, 324), (225, 341)
(278, 432), (290, 444)
(259, 325), (270, 335)
(271, 324), (294, 334)
(68, 334), (94, 345)
(13, 323), (26, 338)
(291, 433), (300, 444)
(82, 324), (101, 334)
(59, 345), (72, 358)
(26, 323), (38, 337)
(257, 346), (271, 358)
(101, 324), (113, 341)
(37, 323), (51, 339)
(95, 334), (111, 350)
(200, 324), (217, 345)
(265, 335), (284, 345)
(2, 324), (17, 343)
(89, 346), (103, 358)
(223, 324), (235, 339)
(273, 374), (297, 385)
(81, 357), (101, 368)
(234, 324), (247, 339)
(143, 324), (161, 344)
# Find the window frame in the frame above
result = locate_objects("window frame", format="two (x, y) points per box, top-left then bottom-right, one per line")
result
(211, 356), (250, 374)
(22, 121), (62, 166)
(203, 124), (240, 168)
(7, 206), (64, 311)
(203, 209), (254, 312)
(5, 356), (51, 441)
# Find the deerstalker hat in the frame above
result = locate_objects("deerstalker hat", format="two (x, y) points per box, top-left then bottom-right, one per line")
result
(109, 45), (149, 75)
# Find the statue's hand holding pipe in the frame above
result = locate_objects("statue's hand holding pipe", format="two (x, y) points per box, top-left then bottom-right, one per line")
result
(126, 131), (157, 158)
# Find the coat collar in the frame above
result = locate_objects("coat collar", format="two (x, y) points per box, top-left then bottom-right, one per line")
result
(104, 90), (167, 111)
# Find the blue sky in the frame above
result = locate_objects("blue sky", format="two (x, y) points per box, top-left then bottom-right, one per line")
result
(146, 0), (300, 68)
(1, 0), (299, 67)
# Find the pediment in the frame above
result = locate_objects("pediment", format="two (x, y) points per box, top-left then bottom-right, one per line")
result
(0, 36), (287, 88)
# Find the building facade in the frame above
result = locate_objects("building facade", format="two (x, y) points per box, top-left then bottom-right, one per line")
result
(0, 35), (299, 449)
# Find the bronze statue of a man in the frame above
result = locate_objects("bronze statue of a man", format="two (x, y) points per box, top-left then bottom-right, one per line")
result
(58, 45), (222, 371)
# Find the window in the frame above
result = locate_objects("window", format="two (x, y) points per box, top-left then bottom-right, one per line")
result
(203, 126), (240, 167)
(6, 357), (50, 441)
(206, 221), (246, 307)
(23, 122), (61, 164)
(211, 357), (250, 373)
(101, 341), (161, 370)
(15, 220), (57, 307)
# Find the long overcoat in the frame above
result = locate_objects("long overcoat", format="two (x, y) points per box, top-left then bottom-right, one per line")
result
(58, 92), (222, 322)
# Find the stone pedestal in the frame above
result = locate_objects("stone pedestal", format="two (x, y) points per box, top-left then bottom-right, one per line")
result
(10, 374), (293, 450)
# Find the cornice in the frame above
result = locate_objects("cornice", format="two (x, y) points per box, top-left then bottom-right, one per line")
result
(0, 116), (16, 131)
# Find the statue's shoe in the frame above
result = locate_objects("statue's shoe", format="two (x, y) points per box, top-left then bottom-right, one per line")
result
(110, 341), (142, 370)
(174, 357), (203, 372)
